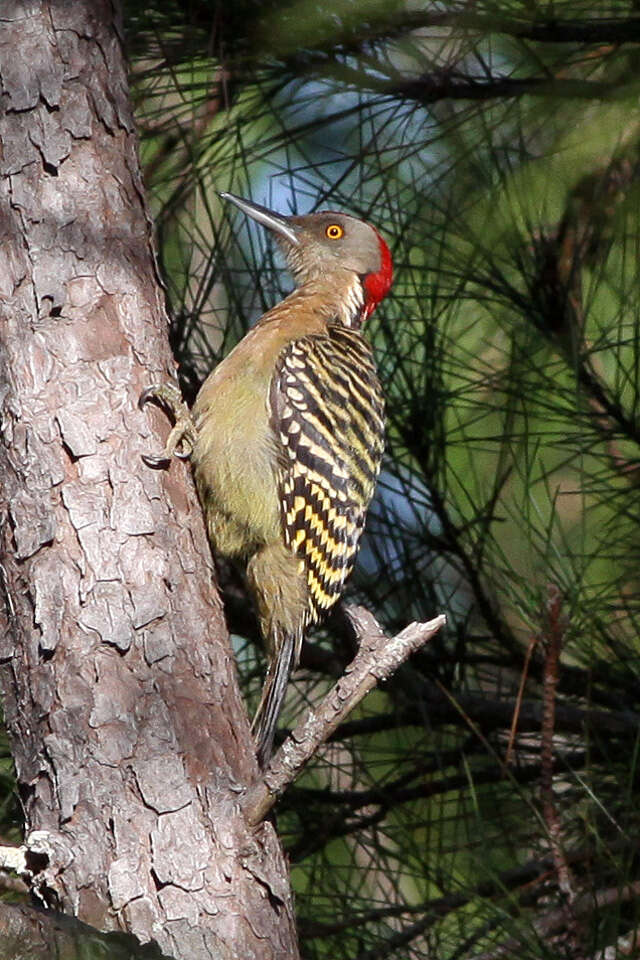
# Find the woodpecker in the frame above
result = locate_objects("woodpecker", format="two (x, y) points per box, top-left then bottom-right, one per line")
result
(141, 193), (393, 766)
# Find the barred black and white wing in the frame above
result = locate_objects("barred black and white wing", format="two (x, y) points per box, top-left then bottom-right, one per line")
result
(270, 322), (385, 628)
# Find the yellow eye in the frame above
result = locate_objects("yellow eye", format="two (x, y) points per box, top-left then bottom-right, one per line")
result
(325, 223), (344, 240)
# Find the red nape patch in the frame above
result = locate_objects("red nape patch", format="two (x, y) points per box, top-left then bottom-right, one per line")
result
(363, 233), (393, 318)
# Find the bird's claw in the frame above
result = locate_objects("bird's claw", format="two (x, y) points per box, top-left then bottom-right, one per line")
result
(139, 382), (196, 466)
(138, 381), (183, 414)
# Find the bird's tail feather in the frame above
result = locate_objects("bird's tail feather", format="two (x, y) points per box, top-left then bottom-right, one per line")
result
(252, 629), (297, 768)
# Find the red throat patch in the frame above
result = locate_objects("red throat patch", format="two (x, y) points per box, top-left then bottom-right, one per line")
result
(363, 233), (393, 319)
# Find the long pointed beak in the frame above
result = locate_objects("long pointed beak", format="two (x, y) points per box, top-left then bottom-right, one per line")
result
(220, 192), (301, 247)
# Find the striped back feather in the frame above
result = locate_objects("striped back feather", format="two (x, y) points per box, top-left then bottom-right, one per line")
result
(270, 322), (385, 628)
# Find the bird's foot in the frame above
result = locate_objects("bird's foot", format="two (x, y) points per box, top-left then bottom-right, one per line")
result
(139, 382), (196, 467)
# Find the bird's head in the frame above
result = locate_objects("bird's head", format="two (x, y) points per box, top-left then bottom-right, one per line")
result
(221, 193), (393, 325)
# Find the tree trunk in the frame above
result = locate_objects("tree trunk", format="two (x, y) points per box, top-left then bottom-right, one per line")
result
(0, 2), (298, 958)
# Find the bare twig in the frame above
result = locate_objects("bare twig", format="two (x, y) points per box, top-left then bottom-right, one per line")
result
(505, 634), (539, 765)
(243, 608), (446, 825)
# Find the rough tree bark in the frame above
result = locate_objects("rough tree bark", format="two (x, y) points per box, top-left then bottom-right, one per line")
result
(0, 2), (299, 958)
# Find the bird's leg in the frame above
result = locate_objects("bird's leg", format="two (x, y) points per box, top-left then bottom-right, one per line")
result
(139, 382), (196, 467)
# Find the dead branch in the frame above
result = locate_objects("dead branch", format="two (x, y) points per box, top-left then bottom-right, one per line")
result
(243, 607), (446, 825)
